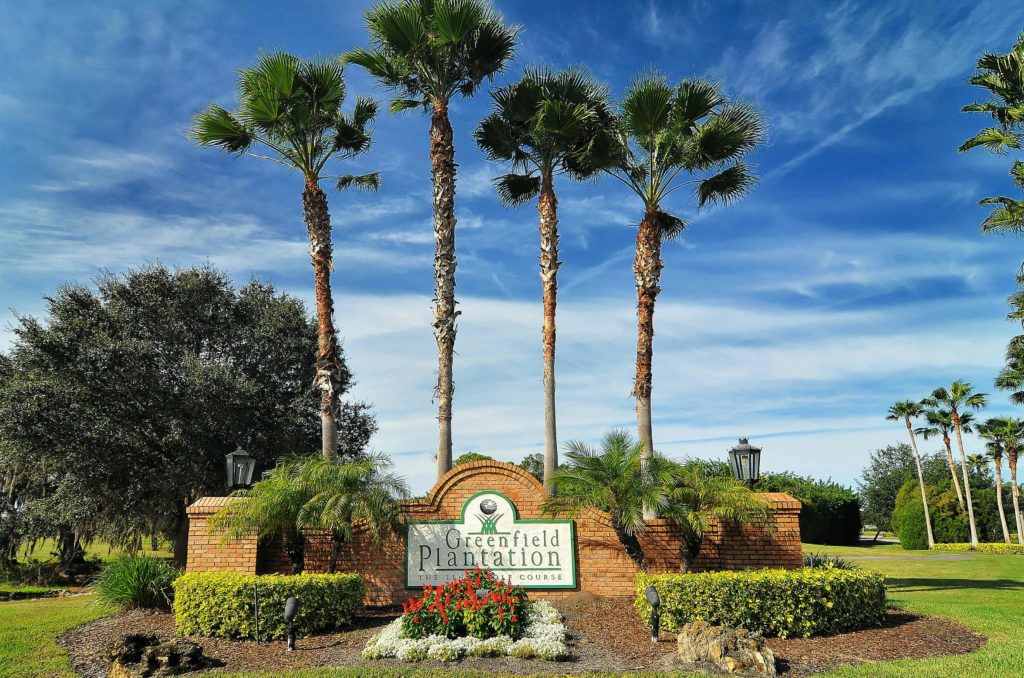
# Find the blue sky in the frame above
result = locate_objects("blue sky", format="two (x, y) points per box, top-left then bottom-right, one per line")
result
(3, 0), (1024, 494)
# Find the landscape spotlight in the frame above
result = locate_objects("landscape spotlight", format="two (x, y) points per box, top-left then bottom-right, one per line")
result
(645, 585), (661, 642)
(284, 596), (299, 652)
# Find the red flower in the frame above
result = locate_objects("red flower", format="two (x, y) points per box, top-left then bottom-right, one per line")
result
(414, 615), (420, 623)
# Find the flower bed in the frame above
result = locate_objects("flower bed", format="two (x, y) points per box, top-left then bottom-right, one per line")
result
(363, 599), (568, 661)
(363, 568), (568, 662)
(933, 543), (1024, 555)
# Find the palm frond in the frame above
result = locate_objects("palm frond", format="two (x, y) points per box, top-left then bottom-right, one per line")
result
(493, 173), (540, 206)
(958, 127), (1022, 153)
(696, 162), (756, 207)
(190, 104), (254, 154)
(336, 173), (381, 191)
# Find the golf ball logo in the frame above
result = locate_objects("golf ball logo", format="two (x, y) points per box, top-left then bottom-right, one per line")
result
(479, 498), (498, 515)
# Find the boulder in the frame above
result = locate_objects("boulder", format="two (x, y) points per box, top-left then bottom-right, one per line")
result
(676, 621), (776, 676)
(107, 633), (210, 677)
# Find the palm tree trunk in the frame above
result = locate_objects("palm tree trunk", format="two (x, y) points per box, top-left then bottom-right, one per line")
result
(303, 179), (341, 462)
(538, 170), (559, 490)
(905, 420), (935, 548)
(952, 414), (979, 548)
(1010, 449), (1024, 545)
(943, 436), (965, 508)
(613, 524), (647, 572)
(994, 456), (1011, 544)
(633, 206), (663, 520)
(430, 100), (458, 480)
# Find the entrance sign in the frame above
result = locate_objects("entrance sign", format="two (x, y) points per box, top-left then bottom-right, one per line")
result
(405, 491), (577, 589)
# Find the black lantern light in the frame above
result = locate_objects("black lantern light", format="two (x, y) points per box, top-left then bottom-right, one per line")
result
(728, 437), (761, 488)
(225, 445), (256, 489)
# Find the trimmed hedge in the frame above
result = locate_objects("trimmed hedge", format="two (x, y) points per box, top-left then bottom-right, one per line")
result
(755, 472), (861, 545)
(636, 568), (886, 639)
(933, 543), (1024, 555)
(173, 572), (363, 640)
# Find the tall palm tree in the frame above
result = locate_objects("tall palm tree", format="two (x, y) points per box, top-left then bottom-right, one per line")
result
(209, 453), (409, 573)
(474, 66), (614, 489)
(924, 382), (988, 548)
(978, 418), (1013, 543)
(984, 416), (1024, 544)
(191, 52), (379, 461)
(346, 0), (518, 479)
(959, 34), (1024, 234)
(598, 73), (764, 516)
(887, 400), (935, 548)
(916, 407), (966, 508)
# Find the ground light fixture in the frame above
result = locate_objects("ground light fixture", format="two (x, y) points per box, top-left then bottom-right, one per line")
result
(645, 585), (661, 642)
(225, 445), (256, 489)
(728, 437), (762, 489)
(284, 596), (299, 652)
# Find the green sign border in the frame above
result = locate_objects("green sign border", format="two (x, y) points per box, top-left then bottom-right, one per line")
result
(404, 490), (578, 590)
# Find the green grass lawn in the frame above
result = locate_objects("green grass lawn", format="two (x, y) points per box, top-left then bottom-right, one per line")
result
(0, 595), (112, 678)
(16, 538), (173, 563)
(2, 543), (1020, 677)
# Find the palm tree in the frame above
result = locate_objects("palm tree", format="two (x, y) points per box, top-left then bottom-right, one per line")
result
(915, 407), (966, 508)
(663, 466), (769, 573)
(887, 401), (935, 548)
(978, 418), (1013, 543)
(984, 416), (1024, 544)
(346, 0), (518, 479)
(967, 453), (989, 475)
(959, 34), (1024, 234)
(597, 72), (764, 515)
(474, 67), (614, 489)
(209, 453), (409, 573)
(924, 382), (988, 548)
(541, 430), (673, 571)
(191, 52), (379, 461)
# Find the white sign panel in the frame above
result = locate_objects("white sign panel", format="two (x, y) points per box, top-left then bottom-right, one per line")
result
(405, 491), (577, 589)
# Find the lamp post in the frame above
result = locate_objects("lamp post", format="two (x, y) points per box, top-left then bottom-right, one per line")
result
(728, 438), (761, 489)
(225, 445), (256, 490)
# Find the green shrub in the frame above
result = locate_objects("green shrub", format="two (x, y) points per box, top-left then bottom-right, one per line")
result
(892, 480), (929, 550)
(802, 552), (857, 569)
(636, 567), (886, 639)
(756, 472), (861, 545)
(94, 555), (177, 609)
(933, 543), (1024, 555)
(173, 572), (363, 640)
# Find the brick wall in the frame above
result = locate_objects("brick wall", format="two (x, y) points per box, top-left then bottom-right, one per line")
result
(184, 496), (258, 573)
(185, 461), (801, 604)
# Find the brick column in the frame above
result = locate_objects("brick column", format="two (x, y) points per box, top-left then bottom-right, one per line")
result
(185, 496), (257, 573)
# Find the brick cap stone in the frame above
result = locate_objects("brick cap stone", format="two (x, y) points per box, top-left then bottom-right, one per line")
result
(186, 495), (239, 516)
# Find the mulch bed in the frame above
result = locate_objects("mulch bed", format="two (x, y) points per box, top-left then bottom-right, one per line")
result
(58, 595), (985, 677)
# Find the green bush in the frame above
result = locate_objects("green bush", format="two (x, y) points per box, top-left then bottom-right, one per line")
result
(756, 472), (861, 545)
(173, 572), (363, 640)
(892, 480), (929, 550)
(94, 555), (177, 609)
(636, 567), (886, 639)
(802, 552), (857, 569)
(933, 543), (1024, 555)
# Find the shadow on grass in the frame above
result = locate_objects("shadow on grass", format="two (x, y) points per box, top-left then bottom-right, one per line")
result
(887, 577), (1024, 592)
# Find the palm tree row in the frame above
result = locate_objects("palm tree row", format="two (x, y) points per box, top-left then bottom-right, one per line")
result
(193, 0), (765, 491)
(888, 380), (1024, 548)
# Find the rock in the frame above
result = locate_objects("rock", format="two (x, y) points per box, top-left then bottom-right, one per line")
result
(107, 634), (210, 677)
(676, 621), (777, 676)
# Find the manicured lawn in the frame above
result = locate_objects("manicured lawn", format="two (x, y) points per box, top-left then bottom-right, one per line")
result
(3, 544), (1020, 677)
(16, 538), (172, 563)
(0, 595), (112, 678)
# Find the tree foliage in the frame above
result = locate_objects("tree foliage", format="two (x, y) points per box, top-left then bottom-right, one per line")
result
(857, 443), (916, 533)
(757, 472), (861, 545)
(0, 265), (376, 564)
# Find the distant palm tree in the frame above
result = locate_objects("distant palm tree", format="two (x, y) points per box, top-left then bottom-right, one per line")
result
(598, 72), (764, 516)
(967, 453), (989, 475)
(541, 430), (674, 571)
(984, 416), (1024, 544)
(474, 66), (614, 488)
(978, 418), (1013, 543)
(887, 400), (935, 548)
(209, 454), (409, 573)
(346, 0), (518, 479)
(959, 34), (1024, 234)
(191, 52), (379, 461)
(924, 382), (988, 548)
(915, 407), (967, 509)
